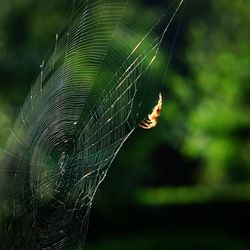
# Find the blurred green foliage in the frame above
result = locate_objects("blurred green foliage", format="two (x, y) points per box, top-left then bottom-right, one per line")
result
(178, 0), (250, 184)
(0, 0), (249, 249)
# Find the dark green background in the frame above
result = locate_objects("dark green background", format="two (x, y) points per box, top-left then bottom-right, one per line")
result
(0, 0), (249, 249)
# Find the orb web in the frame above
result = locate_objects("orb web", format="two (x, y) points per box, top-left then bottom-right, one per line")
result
(0, 0), (184, 249)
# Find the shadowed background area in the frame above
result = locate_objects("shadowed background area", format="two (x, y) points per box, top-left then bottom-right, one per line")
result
(0, 0), (249, 249)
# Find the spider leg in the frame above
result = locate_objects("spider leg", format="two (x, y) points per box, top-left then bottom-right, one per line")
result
(150, 121), (157, 128)
(143, 120), (150, 125)
(139, 123), (151, 129)
(139, 119), (151, 129)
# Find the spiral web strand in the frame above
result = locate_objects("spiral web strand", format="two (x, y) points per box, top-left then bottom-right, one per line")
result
(0, 0), (184, 249)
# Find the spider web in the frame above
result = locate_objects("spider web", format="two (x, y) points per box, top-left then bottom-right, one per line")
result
(0, 0), (184, 249)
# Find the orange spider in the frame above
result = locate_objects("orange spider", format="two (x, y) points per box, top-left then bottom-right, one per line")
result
(139, 92), (163, 129)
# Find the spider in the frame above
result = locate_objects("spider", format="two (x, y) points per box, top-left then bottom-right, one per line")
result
(139, 92), (163, 129)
